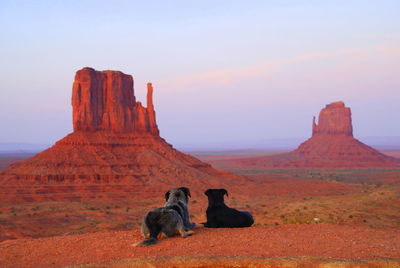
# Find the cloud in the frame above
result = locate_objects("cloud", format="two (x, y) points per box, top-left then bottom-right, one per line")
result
(166, 50), (347, 86)
(162, 43), (400, 91)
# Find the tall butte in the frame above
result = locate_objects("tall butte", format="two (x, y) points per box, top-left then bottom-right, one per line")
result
(72, 68), (159, 134)
(234, 101), (399, 168)
(0, 67), (239, 202)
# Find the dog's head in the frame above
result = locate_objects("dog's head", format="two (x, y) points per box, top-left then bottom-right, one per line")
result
(165, 187), (191, 204)
(204, 188), (228, 204)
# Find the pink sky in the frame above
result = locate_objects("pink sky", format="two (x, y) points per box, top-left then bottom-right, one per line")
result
(0, 1), (399, 150)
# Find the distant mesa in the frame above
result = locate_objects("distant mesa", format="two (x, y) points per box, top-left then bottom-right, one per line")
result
(230, 101), (400, 168)
(0, 67), (239, 202)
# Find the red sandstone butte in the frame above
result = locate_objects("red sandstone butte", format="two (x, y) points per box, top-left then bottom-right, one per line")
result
(72, 67), (158, 134)
(226, 101), (400, 168)
(0, 67), (241, 202)
(312, 101), (352, 136)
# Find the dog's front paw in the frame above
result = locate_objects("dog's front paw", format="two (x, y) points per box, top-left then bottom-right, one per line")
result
(182, 230), (194, 238)
(187, 230), (194, 235)
(131, 241), (142, 247)
(195, 223), (205, 228)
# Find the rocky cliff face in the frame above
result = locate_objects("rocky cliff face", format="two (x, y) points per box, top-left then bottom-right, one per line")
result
(72, 67), (158, 134)
(312, 101), (353, 137)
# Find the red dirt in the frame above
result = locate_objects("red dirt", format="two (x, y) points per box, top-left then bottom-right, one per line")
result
(80, 256), (400, 268)
(1, 225), (399, 268)
(0, 175), (357, 243)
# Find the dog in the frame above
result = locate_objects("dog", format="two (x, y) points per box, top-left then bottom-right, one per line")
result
(203, 189), (254, 228)
(133, 187), (196, 246)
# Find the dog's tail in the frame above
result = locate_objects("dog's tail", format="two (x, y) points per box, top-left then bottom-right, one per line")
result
(132, 210), (160, 247)
(132, 237), (157, 246)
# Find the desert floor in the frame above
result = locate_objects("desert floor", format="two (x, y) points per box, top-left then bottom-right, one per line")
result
(1, 150), (400, 267)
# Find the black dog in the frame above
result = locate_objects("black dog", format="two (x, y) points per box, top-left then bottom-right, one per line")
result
(203, 189), (254, 228)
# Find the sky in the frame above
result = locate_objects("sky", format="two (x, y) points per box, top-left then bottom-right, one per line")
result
(0, 0), (399, 150)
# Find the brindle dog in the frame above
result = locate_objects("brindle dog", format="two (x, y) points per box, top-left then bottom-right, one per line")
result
(133, 187), (196, 246)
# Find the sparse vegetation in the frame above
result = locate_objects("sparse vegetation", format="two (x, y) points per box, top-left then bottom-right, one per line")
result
(0, 167), (399, 242)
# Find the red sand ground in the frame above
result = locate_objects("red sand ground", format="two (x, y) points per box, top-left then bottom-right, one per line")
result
(1, 149), (400, 267)
(0, 168), (400, 267)
(1, 225), (399, 268)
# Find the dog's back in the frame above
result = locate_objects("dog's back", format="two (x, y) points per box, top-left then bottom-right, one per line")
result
(134, 187), (195, 246)
(204, 189), (254, 228)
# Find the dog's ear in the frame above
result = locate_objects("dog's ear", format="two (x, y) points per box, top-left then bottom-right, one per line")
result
(165, 190), (171, 201)
(220, 189), (228, 197)
(179, 187), (191, 198)
(204, 189), (211, 196)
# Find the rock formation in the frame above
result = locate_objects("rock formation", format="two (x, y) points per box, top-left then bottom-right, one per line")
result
(0, 67), (240, 202)
(72, 67), (158, 134)
(228, 101), (399, 168)
(311, 101), (352, 137)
